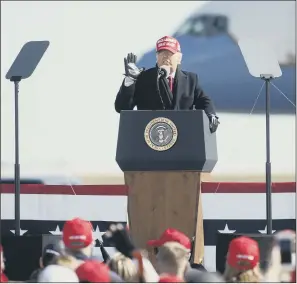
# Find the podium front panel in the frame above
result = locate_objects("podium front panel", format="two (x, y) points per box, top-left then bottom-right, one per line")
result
(116, 110), (217, 172)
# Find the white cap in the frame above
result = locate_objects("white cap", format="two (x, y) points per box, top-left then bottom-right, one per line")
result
(37, 265), (79, 282)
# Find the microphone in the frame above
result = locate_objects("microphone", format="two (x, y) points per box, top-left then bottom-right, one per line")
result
(156, 65), (171, 110)
(158, 65), (170, 79)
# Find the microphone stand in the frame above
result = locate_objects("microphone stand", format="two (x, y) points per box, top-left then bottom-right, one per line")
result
(156, 69), (166, 110)
(156, 67), (173, 110)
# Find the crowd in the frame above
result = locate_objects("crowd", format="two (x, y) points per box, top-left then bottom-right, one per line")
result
(0, 217), (296, 283)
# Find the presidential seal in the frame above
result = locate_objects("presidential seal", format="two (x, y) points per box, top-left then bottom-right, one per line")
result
(144, 117), (178, 151)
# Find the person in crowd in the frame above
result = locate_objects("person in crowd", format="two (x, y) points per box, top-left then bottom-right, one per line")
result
(37, 264), (79, 282)
(264, 229), (296, 283)
(9, 220), (297, 283)
(75, 259), (122, 283)
(132, 256), (161, 282)
(55, 254), (84, 271)
(115, 35), (219, 133)
(62, 217), (95, 260)
(147, 228), (192, 259)
(155, 242), (190, 280)
(28, 241), (62, 282)
(223, 236), (262, 282)
(107, 252), (139, 282)
(106, 223), (160, 282)
(147, 228), (206, 278)
(0, 245), (8, 283)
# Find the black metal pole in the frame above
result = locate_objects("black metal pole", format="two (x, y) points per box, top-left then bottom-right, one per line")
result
(14, 80), (21, 236)
(265, 79), (272, 234)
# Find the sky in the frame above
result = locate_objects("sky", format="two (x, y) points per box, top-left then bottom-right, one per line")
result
(1, 1), (295, 178)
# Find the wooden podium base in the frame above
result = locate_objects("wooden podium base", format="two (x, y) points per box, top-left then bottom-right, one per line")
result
(124, 171), (204, 265)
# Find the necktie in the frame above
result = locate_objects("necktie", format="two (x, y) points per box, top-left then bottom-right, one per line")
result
(168, 76), (173, 92)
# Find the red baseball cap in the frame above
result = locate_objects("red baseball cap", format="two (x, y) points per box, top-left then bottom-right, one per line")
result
(62, 217), (93, 249)
(156, 36), (181, 54)
(147, 228), (191, 250)
(75, 260), (110, 282)
(159, 274), (184, 283)
(227, 236), (260, 270)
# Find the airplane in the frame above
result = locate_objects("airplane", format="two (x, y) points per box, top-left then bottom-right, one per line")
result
(137, 1), (296, 114)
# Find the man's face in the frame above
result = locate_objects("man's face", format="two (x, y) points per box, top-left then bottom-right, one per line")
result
(156, 50), (182, 73)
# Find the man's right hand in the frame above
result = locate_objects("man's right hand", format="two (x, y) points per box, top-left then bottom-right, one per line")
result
(105, 223), (136, 259)
(124, 53), (144, 80)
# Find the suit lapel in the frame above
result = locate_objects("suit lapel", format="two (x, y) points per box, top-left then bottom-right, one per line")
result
(159, 78), (173, 109)
(173, 68), (187, 109)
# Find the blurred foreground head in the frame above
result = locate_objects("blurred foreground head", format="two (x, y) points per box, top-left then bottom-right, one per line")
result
(40, 240), (64, 268)
(37, 264), (79, 282)
(156, 242), (190, 280)
(108, 252), (138, 282)
(264, 229), (296, 282)
(63, 217), (94, 258)
(147, 228), (191, 251)
(107, 252), (159, 282)
(223, 236), (262, 282)
(76, 260), (123, 283)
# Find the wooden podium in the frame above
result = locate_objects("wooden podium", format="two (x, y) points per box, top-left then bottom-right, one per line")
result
(116, 110), (217, 265)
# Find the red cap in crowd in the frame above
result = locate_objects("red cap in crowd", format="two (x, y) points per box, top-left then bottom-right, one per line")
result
(63, 217), (93, 249)
(156, 36), (181, 54)
(0, 245), (8, 283)
(75, 260), (110, 282)
(159, 274), (184, 282)
(147, 228), (191, 250)
(0, 273), (8, 283)
(227, 236), (260, 270)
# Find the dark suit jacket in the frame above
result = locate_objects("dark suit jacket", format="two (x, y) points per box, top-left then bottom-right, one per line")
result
(115, 66), (216, 115)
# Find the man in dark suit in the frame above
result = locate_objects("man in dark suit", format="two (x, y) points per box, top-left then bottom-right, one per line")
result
(115, 36), (219, 132)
